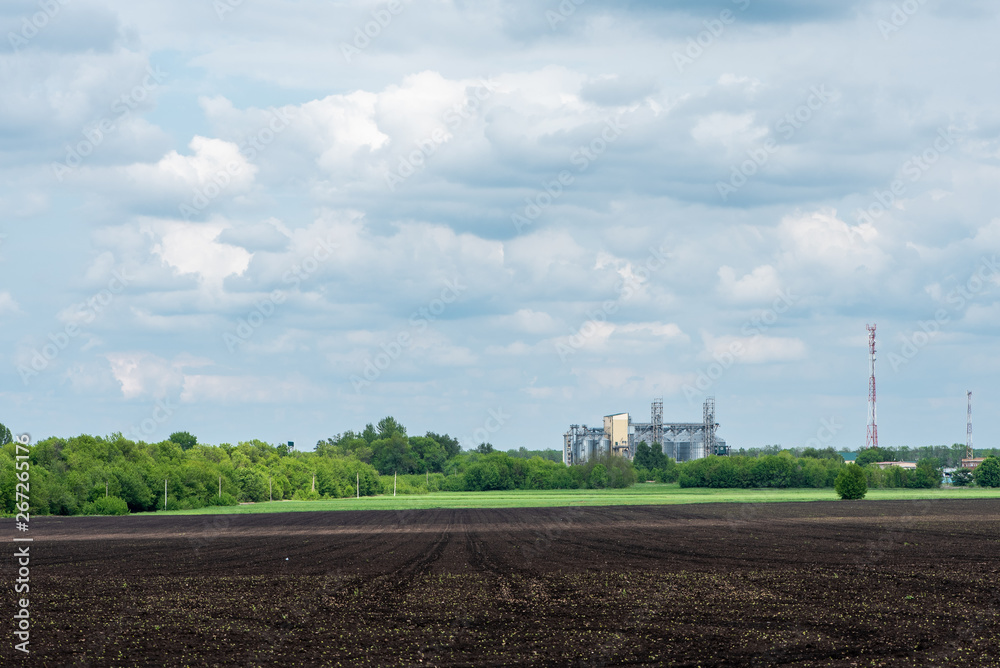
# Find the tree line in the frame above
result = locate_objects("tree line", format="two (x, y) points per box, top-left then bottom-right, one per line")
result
(738, 443), (1000, 468)
(675, 445), (1000, 490)
(0, 417), (633, 516)
(3, 416), (999, 516)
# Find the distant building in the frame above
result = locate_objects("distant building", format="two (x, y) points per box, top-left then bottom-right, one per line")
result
(604, 413), (631, 458)
(960, 458), (985, 470)
(563, 398), (727, 466)
(873, 461), (917, 470)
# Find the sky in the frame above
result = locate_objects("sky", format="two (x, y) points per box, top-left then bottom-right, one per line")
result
(2, 0), (999, 453)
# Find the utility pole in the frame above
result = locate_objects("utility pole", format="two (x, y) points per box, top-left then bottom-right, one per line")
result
(269, 475), (273, 502)
(105, 481), (108, 498)
(393, 471), (397, 497)
(312, 473), (316, 492)
(356, 472), (359, 498)
(967, 391), (974, 460)
(164, 478), (168, 511)
(866, 324), (878, 450)
(219, 475), (222, 498)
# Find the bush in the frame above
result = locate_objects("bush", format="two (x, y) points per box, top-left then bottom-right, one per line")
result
(653, 466), (678, 483)
(835, 464), (868, 500)
(951, 468), (974, 487)
(156, 498), (182, 511)
(208, 492), (239, 506)
(974, 457), (1000, 488)
(80, 496), (129, 516)
(587, 464), (609, 489)
(440, 474), (466, 491)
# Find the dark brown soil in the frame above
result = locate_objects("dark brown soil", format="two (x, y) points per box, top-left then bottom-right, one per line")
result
(4, 499), (1000, 666)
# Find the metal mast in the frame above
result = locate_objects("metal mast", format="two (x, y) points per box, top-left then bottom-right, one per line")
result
(866, 324), (878, 450)
(967, 391), (974, 460)
(651, 398), (663, 451)
(703, 397), (716, 458)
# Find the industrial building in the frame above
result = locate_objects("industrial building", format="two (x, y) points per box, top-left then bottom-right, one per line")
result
(563, 397), (729, 466)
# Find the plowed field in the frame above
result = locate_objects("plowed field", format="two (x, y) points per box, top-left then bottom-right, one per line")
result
(5, 499), (1000, 666)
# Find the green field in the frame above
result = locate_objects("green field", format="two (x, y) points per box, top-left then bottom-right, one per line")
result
(148, 484), (1000, 516)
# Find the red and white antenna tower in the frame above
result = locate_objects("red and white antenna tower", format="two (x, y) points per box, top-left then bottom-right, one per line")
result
(866, 324), (878, 450)
(966, 391), (973, 460)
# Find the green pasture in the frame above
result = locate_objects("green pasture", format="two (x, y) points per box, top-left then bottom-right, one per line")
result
(147, 484), (999, 516)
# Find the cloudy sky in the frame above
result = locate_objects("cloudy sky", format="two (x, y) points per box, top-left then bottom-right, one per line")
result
(3, 0), (999, 452)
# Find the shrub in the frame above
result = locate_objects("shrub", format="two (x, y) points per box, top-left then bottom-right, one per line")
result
(835, 464), (868, 500)
(80, 496), (129, 516)
(951, 468), (974, 487)
(653, 466), (679, 483)
(587, 464), (609, 489)
(208, 492), (239, 506)
(973, 457), (1000, 488)
(440, 474), (466, 491)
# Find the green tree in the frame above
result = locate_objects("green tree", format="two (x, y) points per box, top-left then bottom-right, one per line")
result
(951, 468), (974, 487)
(361, 423), (378, 444)
(376, 416), (406, 439)
(168, 431), (197, 451)
(371, 432), (415, 475)
(425, 431), (461, 459)
(973, 457), (1000, 488)
(856, 447), (893, 468)
(0, 422), (12, 447)
(588, 463), (609, 489)
(475, 442), (495, 454)
(409, 436), (447, 473)
(235, 468), (269, 502)
(835, 464), (868, 499)
(633, 442), (652, 469)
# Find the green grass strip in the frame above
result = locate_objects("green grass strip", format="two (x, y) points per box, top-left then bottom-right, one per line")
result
(143, 484), (1000, 516)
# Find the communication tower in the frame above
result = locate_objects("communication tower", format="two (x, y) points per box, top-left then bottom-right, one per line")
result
(866, 324), (878, 450)
(967, 391), (974, 460)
